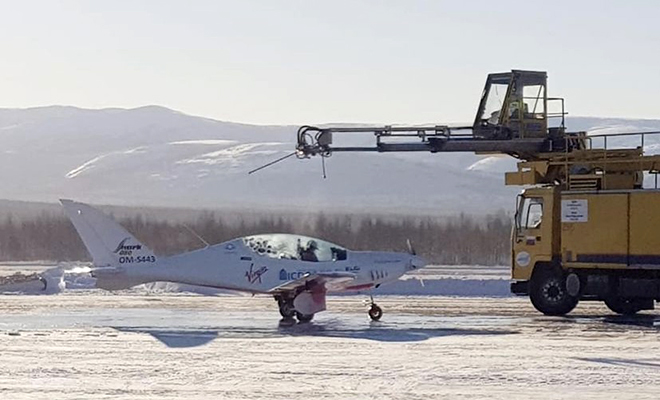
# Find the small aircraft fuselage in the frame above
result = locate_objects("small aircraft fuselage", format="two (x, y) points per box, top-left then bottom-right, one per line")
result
(94, 234), (425, 295)
(61, 200), (426, 321)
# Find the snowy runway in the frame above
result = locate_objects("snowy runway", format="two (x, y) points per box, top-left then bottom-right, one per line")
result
(1, 294), (660, 399)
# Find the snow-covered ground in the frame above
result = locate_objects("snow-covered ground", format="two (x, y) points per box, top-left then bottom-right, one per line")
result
(1, 263), (660, 399)
(1, 294), (660, 399)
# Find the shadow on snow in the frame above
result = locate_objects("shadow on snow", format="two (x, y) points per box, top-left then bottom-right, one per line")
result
(542, 313), (660, 331)
(573, 357), (660, 369)
(114, 319), (517, 348)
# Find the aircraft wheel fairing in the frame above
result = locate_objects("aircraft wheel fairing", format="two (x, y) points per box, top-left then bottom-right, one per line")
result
(368, 304), (383, 321)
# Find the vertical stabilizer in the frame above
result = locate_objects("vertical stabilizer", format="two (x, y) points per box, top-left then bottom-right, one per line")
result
(60, 199), (156, 267)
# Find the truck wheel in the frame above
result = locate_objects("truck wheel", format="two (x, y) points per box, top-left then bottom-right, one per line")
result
(529, 267), (578, 316)
(604, 297), (648, 315)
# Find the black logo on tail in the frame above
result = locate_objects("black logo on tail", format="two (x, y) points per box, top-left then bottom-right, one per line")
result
(113, 237), (142, 254)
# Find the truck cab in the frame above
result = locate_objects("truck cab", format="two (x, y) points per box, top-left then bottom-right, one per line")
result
(511, 186), (557, 283)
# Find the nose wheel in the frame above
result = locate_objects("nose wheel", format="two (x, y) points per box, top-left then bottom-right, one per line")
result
(368, 296), (383, 321)
(368, 304), (383, 320)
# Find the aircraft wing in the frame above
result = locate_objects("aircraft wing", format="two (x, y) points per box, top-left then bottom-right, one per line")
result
(269, 271), (356, 293)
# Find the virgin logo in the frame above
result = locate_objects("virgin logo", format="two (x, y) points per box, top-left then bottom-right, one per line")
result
(245, 264), (268, 284)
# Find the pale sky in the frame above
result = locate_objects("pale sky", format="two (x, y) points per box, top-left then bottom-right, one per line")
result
(1, 0), (659, 125)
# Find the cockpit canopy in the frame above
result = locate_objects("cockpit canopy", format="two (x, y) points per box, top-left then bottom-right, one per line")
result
(243, 234), (348, 262)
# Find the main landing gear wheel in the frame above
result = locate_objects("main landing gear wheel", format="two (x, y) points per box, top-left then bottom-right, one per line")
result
(278, 300), (296, 319)
(529, 266), (578, 316)
(295, 312), (314, 323)
(604, 297), (650, 315)
(368, 304), (383, 321)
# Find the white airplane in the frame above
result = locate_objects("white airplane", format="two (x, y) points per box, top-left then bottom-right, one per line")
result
(61, 199), (426, 322)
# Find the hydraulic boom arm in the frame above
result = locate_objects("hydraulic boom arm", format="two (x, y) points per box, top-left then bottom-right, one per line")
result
(296, 70), (571, 161)
(296, 124), (552, 159)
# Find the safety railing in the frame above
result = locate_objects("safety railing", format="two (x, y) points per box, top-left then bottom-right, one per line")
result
(547, 97), (566, 130)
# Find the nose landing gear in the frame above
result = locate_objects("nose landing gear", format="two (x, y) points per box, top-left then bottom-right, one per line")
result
(368, 295), (383, 321)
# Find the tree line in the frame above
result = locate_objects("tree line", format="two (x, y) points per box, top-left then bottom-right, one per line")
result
(0, 210), (512, 265)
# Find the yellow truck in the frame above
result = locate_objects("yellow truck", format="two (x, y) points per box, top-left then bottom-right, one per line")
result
(506, 139), (660, 315)
(512, 179), (660, 315)
(292, 69), (660, 316)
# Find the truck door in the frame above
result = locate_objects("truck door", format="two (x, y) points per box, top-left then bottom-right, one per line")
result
(513, 194), (552, 280)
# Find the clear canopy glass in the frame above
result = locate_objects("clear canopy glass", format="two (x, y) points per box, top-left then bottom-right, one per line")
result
(243, 234), (347, 262)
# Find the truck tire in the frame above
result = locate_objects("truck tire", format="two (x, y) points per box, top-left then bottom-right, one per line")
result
(604, 297), (649, 315)
(529, 266), (578, 316)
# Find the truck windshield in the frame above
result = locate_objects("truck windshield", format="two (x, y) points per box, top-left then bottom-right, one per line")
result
(517, 197), (543, 229)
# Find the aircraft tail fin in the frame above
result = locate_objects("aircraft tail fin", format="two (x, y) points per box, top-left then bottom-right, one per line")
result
(60, 199), (156, 268)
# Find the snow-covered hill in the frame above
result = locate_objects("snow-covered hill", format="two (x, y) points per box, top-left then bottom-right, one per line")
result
(1, 106), (659, 214)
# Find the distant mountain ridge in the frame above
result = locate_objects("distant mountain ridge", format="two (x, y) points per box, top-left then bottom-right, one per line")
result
(2, 105), (660, 214)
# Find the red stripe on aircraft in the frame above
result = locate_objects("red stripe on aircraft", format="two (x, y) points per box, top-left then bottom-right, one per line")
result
(345, 283), (374, 291)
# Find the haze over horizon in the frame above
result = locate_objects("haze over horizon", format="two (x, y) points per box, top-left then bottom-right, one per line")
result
(2, 1), (660, 125)
(1, 105), (659, 213)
